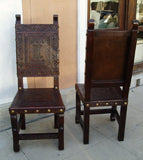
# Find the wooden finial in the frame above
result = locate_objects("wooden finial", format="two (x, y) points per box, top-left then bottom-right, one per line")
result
(132, 20), (139, 30)
(16, 14), (21, 24)
(53, 15), (58, 24)
(88, 19), (94, 30)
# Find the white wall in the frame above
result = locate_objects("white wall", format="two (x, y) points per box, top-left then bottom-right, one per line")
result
(0, 0), (22, 104)
(77, 0), (88, 83)
(135, 43), (143, 63)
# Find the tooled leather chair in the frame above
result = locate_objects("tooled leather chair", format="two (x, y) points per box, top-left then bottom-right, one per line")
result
(75, 20), (138, 144)
(9, 15), (65, 152)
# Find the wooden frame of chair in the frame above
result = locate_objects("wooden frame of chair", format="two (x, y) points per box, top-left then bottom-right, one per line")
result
(75, 20), (138, 144)
(9, 15), (65, 152)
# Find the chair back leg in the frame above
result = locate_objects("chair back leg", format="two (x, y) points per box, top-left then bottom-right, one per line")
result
(20, 114), (26, 130)
(58, 114), (64, 150)
(75, 91), (81, 124)
(110, 106), (117, 121)
(83, 104), (90, 144)
(118, 105), (127, 141)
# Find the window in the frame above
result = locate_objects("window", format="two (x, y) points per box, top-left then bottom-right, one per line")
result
(88, 0), (125, 29)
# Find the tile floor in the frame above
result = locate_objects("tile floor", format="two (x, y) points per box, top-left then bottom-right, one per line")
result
(0, 85), (143, 160)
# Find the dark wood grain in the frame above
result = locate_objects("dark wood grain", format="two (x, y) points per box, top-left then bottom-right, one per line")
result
(126, 0), (137, 30)
(75, 20), (138, 144)
(9, 15), (65, 152)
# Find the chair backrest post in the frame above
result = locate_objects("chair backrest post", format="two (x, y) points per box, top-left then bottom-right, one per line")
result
(53, 15), (58, 25)
(123, 20), (138, 98)
(18, 77), (23, 90)
(53, 15), (59, 89)
(16, 14), (21, 24)
(85, 20), (94, 100)
(16, 15), (23, 90)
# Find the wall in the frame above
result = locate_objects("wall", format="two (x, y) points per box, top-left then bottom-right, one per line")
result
(0, 0), (22, 104)
(135, 43), (143, 63)
(77, 0), (88, 83)
(22, 0), (77, 89)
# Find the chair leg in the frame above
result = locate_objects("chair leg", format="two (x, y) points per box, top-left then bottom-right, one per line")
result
(54, 114), (59, 129)
(110, 106), (117, 121)
(75, 91), (81, 124)
(20, 114), (26, 130)
(83, 104), (90, 144)
(10, 114), (20, 152)
(58, 114), (64, 150)
(118, 105), (127, 141)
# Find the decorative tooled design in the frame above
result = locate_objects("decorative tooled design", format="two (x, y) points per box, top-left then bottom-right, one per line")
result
(16, 24), (58, 33)
(16, 24), (59, 77)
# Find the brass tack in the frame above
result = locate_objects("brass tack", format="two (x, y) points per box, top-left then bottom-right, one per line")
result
(19, 87), (22, 90)
(55, 86), (58, 89)
(60, 109), (63, 112)
(24, 110), (28, 113)
(48, 109), (51, 112)
(106, 103), (109, 106)
(86, 104), (89, 107)
(115, 102), (118, 105)
(124, 102), (128, 105)
(36, 110), (39, 113)
(11, 110), (15, 113)
(96, 103), (99, 106)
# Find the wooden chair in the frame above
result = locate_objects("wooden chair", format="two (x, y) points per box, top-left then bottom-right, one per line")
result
(9, 15), (65, 152)
(75, 20), (138, 144)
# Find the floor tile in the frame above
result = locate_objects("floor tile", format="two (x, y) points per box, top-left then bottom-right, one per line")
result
(0, 85), (143, 160)
(0, 132), (27, 160)
(85, 138), (138, 160)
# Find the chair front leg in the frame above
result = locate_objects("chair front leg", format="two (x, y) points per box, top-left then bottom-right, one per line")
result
(118, 105), (127, 141)
(58, 114), (64, 150)
(110, 106), (117, 121)
(83, 104), (90, 144)
(10, 114), (20, 152)
(75, 91), (81, 124)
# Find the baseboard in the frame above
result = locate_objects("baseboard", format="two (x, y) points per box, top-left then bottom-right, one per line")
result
(130, 73), (143, 88)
